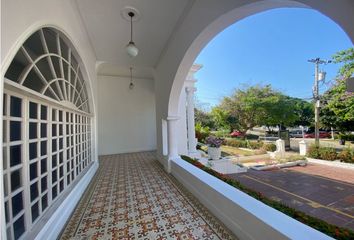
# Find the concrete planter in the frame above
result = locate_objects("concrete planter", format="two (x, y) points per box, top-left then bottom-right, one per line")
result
(208, 147), (221, 160)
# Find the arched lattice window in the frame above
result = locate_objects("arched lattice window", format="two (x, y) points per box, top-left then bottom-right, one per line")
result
(3, 27), (92, 240)
(5, 27), (90, 113)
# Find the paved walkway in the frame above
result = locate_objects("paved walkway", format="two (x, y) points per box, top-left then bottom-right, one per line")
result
(290, 163), (354, 184)
(228, 168), (354, 231)
(60, 152), (236, 240)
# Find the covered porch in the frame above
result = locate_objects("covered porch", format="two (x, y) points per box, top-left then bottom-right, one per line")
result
(60, 152), (235, 239)
(1, 0), (354, 239)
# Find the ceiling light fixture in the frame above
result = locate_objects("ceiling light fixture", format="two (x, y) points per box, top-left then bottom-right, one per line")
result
(129, 67), (134, 89)
(126, 12), (138, 57)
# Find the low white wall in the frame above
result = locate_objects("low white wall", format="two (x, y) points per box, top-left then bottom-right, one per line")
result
(97, 75), (157, 155)
(307, 158), (354, 170)
(171, 157), (333, 240)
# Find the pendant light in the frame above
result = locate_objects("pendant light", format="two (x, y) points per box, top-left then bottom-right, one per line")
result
(126, 12), (139, 57)
(129, 67), (134, 89)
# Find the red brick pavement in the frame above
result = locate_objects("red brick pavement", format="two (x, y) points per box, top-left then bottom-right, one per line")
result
(290, 163), (354, 184)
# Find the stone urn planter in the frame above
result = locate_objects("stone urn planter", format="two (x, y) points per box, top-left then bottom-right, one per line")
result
(208, 147), (221, 160)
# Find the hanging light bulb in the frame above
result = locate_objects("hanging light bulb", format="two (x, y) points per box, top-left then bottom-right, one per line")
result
(126, 12), (139, 57)
(129, 67), (134, 89)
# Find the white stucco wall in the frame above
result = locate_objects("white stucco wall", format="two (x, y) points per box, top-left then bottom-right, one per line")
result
(97, 75), (157, 155)
(1, 1), (99, 239)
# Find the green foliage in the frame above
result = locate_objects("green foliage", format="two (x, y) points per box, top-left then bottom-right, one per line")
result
(262, 143), (277, 152)
(307, 145), (338, 161)
(333, 48), (354, 79)
(337, 148), (354, 163)
(223, 139), (264, 150)
(223, 139), (247, 148)
(195, 122), (210, 143)
(339, 134), (354, 141)
(245, 134), (259, 140)
(321, 48), (354, 131)
(307, 145), (321, 159)
(218, 85), (301, 134)
(195, 108), (215, 129)
(180, 155), (354, 240)
(210, 107), (230, 131)
(291, 98), (314, 127)
(212, 130), (229, 138)
(307, 145), (354, 163)
(319, 147), (338, 161)
(287, 155), (306, 161)
(247, 141), (264, 149)
(262, 94), (300, 128)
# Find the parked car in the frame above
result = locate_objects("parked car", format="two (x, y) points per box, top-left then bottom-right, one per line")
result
(289, 130), (303, 138)
(304, 131), (331, 138)
(230, 131), (245, 138)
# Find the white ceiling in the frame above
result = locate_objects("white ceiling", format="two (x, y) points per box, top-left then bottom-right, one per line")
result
(75, 0), (191, 78)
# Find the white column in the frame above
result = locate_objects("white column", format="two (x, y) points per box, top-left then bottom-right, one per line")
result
(167, 116), (180, 172)
(185, 87), (199, 157)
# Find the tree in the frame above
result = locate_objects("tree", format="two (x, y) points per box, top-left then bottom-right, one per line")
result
(210, 107), (230, 131)
(194, 108), (215, 129)
(290, 98), (314, 127)
(218, 85), (299, 134)
(261, 94), (299, 128)
(320, 48), (354, 131)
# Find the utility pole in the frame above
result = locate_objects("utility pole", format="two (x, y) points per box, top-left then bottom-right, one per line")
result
(308, 58), (331, 146)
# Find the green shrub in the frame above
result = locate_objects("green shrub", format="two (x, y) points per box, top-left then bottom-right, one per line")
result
(245, 134), (259, 140)
(224, 139), (247, 148)
(339, 134), (354, 142)
(319, 147), (338, 161)
(247, 141), (263, 149)
(338, 148), (354, 163)
(262, 143), (276, 152)
(195, 123), (210, 143)
(224, 139), (264, 149)
(307, 145), (321, 159)
(307, 145), (338, 161)
(287, 155), (306, 161)
(212, 130), (229, 138)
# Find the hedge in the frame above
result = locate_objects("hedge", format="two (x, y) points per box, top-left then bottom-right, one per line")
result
(339, 134), (354, 142)
(224, 139), (266, 150)
(181, 155), (354, 240)
(307, 145), (354, 163)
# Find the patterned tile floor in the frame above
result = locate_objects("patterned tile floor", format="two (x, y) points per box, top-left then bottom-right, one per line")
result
(60, 152), (237, 240)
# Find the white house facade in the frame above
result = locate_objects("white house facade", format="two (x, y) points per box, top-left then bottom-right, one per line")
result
(1, 0), (353, 239)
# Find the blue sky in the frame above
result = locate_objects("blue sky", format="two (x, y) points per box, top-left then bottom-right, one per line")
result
(194, 8), (353, 110)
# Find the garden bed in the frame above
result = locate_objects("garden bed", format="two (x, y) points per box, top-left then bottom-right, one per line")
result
(307, 145), (354, 164)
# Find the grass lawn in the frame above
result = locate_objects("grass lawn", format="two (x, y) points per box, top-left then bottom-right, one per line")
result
(201, 144), (266, 157)
(221, 145), (256, 156)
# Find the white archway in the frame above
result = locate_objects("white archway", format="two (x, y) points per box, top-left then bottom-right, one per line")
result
(155, 0), (354, 166)
(167, 0), (354, 118)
